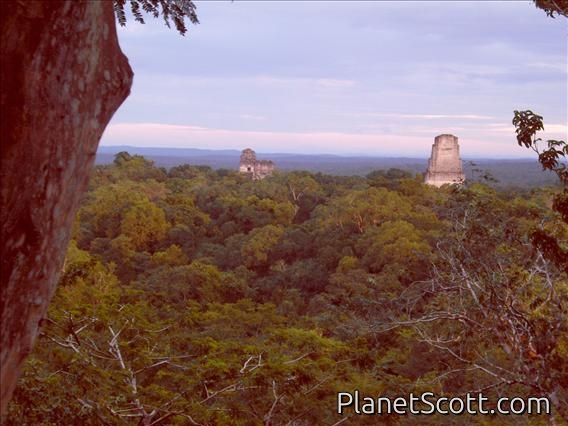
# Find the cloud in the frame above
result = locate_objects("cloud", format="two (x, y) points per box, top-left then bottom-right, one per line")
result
(103, 122), (431, 155)
(543, 124), (568, 134)
(316, 79), (357, 88)
(108, 2), (565, 160)
(343, 113), (494, 120)
(525, 62), (568, 73)
(487, 122), (568, 136)
(251, 76), (357, 89)
(240, 114), (266, 120)
(392, 114), (494, 120)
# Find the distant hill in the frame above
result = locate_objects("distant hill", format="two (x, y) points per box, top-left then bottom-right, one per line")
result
(96, 146), (558, 188)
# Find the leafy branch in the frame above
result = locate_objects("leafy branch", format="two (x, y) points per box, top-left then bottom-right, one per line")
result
(114, 0), (199, 35)
(513, 110), (568, 272)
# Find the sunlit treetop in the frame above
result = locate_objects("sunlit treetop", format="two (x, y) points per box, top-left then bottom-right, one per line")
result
(114, 0), (199, 35)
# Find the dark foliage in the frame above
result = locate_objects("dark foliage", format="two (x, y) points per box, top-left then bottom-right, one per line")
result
(513, 110), (568, 273)
(114, 0), (199, 35)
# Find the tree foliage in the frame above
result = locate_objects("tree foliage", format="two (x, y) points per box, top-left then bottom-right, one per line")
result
(513, 110), (568, 272)
(7, 153), (566, 424)
(533, 0), (568, 17)
(113, 0), (199, 35)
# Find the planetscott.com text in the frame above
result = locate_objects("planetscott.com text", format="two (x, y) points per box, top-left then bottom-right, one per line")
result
(337, 391), (551, 416)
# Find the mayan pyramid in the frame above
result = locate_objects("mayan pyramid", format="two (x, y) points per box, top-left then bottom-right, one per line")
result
(424, 134), (465, 187)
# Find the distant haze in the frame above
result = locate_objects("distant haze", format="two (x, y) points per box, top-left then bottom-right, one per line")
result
(96, 145), (559, 187)
(101, 1), (567, 158)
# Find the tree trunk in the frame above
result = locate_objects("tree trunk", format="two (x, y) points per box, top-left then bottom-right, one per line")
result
(0, 0), (132, 414)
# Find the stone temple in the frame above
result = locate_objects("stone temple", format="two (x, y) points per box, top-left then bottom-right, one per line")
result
(239, 148), (275, 180)
(424, 134), (465, 187)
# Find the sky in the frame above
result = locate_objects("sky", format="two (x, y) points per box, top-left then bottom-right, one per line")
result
(100, 1), (567, 158)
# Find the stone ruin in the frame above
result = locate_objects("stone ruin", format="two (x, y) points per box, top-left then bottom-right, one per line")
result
(424, 134), (465, 187)
(239, 148), (275, 180)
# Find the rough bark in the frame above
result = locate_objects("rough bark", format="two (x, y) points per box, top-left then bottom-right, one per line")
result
(0, 1), (133, 414)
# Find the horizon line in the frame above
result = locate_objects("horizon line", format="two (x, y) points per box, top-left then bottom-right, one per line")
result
(96, 145), (538, 161)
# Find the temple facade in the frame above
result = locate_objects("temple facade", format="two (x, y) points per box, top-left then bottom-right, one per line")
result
(424, 134), (465, 187)
(239, 148), (275, 180)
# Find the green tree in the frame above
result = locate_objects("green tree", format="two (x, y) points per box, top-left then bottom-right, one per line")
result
(241, 225), (285, 271)
(110, 151), (167, 181)
(388, 184), (568, 422)
(513, 110), (568, 272)
(121, 199), (169, 251)
(357, 219), (432, 284)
